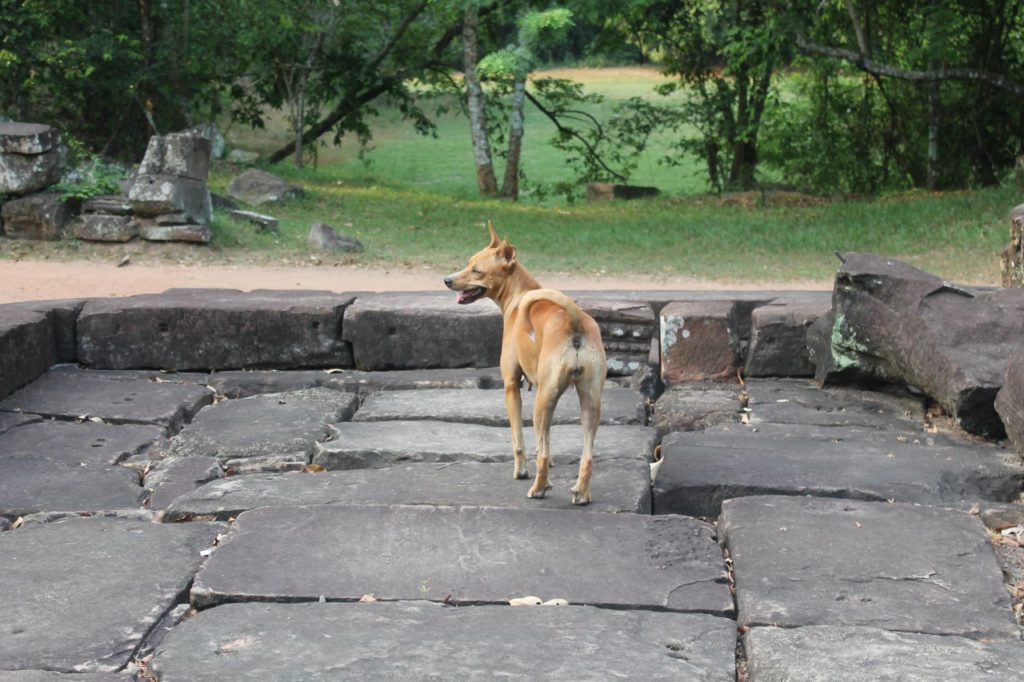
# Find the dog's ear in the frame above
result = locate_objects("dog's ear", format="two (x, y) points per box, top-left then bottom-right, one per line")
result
(500, 241), (517, 266)
(487, 220), (500, 247)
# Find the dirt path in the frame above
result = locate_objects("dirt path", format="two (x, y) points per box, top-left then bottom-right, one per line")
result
(0, 259), (832, 304)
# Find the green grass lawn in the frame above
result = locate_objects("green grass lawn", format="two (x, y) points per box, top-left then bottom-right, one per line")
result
(5, 67), (1015, 284)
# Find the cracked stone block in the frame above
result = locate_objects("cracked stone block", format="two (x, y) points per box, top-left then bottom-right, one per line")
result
(0, 368), (213, 430)
(137, 133), (211, 182)
(744, 625), (1024, 681)
(352, 387), (646, 426)
(77, 289), (355, 371)
(0, 193), (76, 240)
(342, 293), (503, 370)
(192, 505), (733, 614)
(660, 301), (741, 385)
(0, 412), (39, 436)
(169, 388), (358, 467)
(144, 455), (223, 511)
(128, 174), (211, 224)
(0, 517), (220, 672)
(3, 299), (88, 362)
(151, 602), (736, 681)
(744, 300), (827, 377)
(137, 220), (211, 243)
(0, 419), (164, 465)
(164, 457), (651, 519)
(81, 194), (131, 215)
(719, 495), (1019, 640)
(73, 214), (138, 242)
(314, 421), (656, 470)
(650, 383), (742, 435)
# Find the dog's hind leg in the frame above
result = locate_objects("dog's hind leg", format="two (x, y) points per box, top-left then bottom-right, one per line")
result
(526, 383), (562, 499)
(570, 380), (601, 506)
(504, 376), (529, 480)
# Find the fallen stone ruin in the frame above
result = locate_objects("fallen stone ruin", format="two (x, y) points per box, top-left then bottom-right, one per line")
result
(2, 255), (1024, 678)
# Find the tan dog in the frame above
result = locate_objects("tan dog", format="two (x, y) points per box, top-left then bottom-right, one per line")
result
(444, 222), (606, 504)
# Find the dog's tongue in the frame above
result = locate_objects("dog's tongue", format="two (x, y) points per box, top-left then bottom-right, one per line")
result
(456, 291), (469, 304)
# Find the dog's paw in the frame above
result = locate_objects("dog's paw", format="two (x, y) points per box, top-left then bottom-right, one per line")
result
(570, 487), (591, 506)
(514, 469), (530, 480)
(527, 482), (552, 499)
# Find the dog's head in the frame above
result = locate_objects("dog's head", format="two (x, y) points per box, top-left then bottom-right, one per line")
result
(443, 221), (517, 304)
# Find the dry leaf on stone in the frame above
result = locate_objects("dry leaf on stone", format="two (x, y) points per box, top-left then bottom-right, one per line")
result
(969, 503), (981, 515)
(11, 516), (24, 529)
(303, 464), (326, 473)
(324, 368), (347, 374)
(542, 598), (569, 606)
(509, 596), (542, 606)
(359, 594), (377, 603)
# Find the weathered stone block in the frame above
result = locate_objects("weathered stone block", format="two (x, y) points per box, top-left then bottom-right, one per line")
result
(1000, 203), (1024, 288)
(650, 383), (742, 435)
(308, 222), (363, 252)
(0, 457), (143, 516)
(81, 194), (131, 215)
(586, 182), (660, 201)
(0, 419), (164, 465)
(996, 350), (1024, 456)
(225, 168), (303, 205)
(720, 495), (1018, 640)
(0, 193), (76, 240)
(822, 253), (1024, 436)
(144, 455), (223, 511)
(77, 289), (355, 370)
(73, 214), (138, 242)
(343, 293), (502, 370)
(579, 298), (655, 376)
(191, 505), (732, 613)
(127, 174), (212, 224)
(0, 146), (67, 195)
(137, 133), (211, 181)
(0, 308), (55, 400)
(151, 602), (737, 681)
(137, 221), (211, 243)
(660, 301), (740, 385)
(0, 517), (219, 672)
(745, 300), (826, 377)
(2, 298), (88, 362)
(0, 122), (60, 155)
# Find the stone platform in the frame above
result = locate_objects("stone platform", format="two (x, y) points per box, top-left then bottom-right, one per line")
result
(0, 289), (1022, 679)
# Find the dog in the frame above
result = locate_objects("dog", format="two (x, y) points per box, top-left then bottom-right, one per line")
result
(444, 221), (606, 505)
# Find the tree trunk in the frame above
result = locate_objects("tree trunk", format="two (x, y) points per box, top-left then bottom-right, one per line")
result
(463, 5), (498, 196)
(926, 73), (940, 190)
(500, 76), (526, 200)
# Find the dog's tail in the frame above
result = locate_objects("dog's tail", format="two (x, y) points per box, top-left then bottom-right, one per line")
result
(518, 289), (583, 338)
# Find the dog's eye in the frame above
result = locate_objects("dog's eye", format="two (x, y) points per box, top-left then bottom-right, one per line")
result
(471, 267), (482, 275)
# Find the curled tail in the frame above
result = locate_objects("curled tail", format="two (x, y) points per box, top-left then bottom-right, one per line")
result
(518, 289), (583, 338)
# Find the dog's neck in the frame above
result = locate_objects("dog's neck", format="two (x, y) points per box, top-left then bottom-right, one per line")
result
(491, 262), (541, 318)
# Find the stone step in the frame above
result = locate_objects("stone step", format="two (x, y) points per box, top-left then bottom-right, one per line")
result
(207, 366), (502, 398)
(353, 387), (646, 426)
(0, 419), (165, 466)
(0, 517), (219, 673)
(315, 421), (656, 469)
(719, 496), (1018, 640)
(0, 368), (213, 430)
(653, 428), (1024, 516)
(745, 378), (926, 429)
(163, 459), (651, 520)
(151, 602), (736, 681)
(191, 505), (732, 614)
(744, 625), (1024, 681)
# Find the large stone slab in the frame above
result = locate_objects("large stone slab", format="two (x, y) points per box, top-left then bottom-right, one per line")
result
(0, 412), (39, 436)
(820, 253), (1024, 436)
(225, 168), (303, 205)
(77, 289), (355, 370)
(0, 308), (54, 400)
(0, 673), (130, 681)
(0, 368), (212, 430)
(353, 387), (646, 426)
(0, 457), (143, 516)
(744, 625), (1024, 681)
(4, 298), (88, 362)
(73, 213), (138, 242)
(651, 383), (742, 435)
(745, 378), (926, 430)
(654, 426), (1024, 516)
(0, 146), (66, 196)
(127, 174), (211, 224)
(170, 388), (359, 468)
(0, 122), (60, 155)
(996, 349), (1024, 456)
(144, 455), (223, 511)
(343, 293), (502, 370)
(719, 495), (1018, 639)
(207, 366), (502, 399)
(315, 422), (656, 469)
(151, 602), (736, 681)
(192, 505), (732, 614)
(0, 517), (219, 672)
(0, 419), (164, 465)
(164, 458), (651, 519)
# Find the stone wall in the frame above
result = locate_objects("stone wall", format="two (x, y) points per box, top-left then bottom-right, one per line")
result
(0, 289), (829, 399)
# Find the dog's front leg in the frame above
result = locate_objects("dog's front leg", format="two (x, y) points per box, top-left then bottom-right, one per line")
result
(504, 377), (529, 479)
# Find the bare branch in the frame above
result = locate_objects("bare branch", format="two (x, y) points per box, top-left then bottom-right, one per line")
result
(524, 90), (627, 183)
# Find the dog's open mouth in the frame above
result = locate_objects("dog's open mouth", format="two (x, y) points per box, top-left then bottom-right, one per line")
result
(455, 286), (487, 304)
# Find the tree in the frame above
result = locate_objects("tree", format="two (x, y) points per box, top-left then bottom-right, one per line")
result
(463, 2), (499, 195)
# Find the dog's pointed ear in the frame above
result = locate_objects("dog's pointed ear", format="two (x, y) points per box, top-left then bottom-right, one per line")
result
(500, 241), (517, 266)
(487, 220), (500, 247)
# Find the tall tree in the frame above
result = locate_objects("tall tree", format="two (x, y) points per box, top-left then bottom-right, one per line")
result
(463, 2), (499, 195)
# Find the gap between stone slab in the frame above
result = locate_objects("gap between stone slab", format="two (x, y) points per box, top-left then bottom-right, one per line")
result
(188, 593), (740, 620)
(738, 621), (1023, 642)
